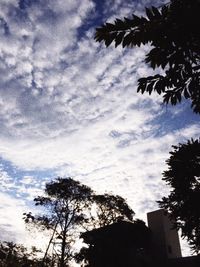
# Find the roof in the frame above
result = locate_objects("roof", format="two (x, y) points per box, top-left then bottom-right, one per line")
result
(81, 220), (151, 248)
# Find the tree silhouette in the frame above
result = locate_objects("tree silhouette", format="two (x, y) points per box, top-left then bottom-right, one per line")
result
(0, 241), (42, 267)
(158, 139), (200, 253)
(24, 177), (93, 267)
(95, 0), (200, 113)
(24, 177), (135, 267)
(89, 193), (135, 228)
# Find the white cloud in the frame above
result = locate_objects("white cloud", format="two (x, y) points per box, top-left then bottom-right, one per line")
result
(0, 191), (27, 242)
(0, 190), (52, 251)
(0, 0), (198, 256)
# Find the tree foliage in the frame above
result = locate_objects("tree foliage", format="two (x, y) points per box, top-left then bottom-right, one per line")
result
(89, 193), (135, 228)
(0, 241), (42, 267)
(158, 138), (200, 253)
(24, 177), (135, 266)
(24, 177), (93, 267)
(95, 0), (200, 113)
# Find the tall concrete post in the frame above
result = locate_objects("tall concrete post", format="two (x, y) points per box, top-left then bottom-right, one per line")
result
(147, 209), (182, 259)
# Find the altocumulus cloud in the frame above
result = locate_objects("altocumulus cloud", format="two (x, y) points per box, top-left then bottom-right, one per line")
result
(0, 0), (199, 255)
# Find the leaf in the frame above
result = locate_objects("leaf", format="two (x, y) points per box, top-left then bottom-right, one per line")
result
(145, 7), (154, 20)
(132, 14), (143, 26)
(161, 5), (168, 16)
(115, 32), (125, 47)
(105, 32), (117, 47)
(137, 78), (148, 94)
(183, 88), (190, 99)
(163, 92), (171, 103)
(132, 31), (145, 46)
(122, 31), (133, 47)
(171, 94), (177, 105)
(188, 79), (195, 94)
(176, 91), (182, 103)
(146, 81), (154, 94)
(124, 17), (136, 28)
(152, 6), (161, 19)
(138, 77), (147, 83)
(115, 18), (126, 30)
(161, 59), (168, 69)
(154, 79), (166, 94)
(105, 22), (116, 31)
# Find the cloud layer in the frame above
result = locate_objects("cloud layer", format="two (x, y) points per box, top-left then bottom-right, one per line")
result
(0, 0), (199, 256)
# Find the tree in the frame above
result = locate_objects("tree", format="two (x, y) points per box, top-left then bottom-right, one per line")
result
(89, 193), (135, 228)
(158, 138), (200, 253)
(24, 178), (135, 267)
(24, 177), (93, 267)
(95, 0), (200, 113)
(0, 241), (42, 267)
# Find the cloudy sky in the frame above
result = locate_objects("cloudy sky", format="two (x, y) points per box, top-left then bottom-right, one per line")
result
(0, 0), (199, 255)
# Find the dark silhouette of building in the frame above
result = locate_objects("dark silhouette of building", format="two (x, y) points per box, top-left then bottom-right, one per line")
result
(80, 209), (200, 267)
(81, 220), (152, 267)
(146, 209), (200, 266)
(147, 209), (182, 259)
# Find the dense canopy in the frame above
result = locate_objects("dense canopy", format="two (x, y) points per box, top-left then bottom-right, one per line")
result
(158, 139), (200, 253)
(95, 0), (200, 113)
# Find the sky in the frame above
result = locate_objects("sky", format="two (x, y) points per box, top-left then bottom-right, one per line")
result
(0, 0), (199, 256)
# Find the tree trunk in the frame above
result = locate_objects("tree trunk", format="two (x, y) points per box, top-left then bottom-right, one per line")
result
(60, 219), (67, 267)
(42, 222), (58, 267)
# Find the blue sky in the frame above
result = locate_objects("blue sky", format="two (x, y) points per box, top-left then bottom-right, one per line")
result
(0, 0), (199, 255)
